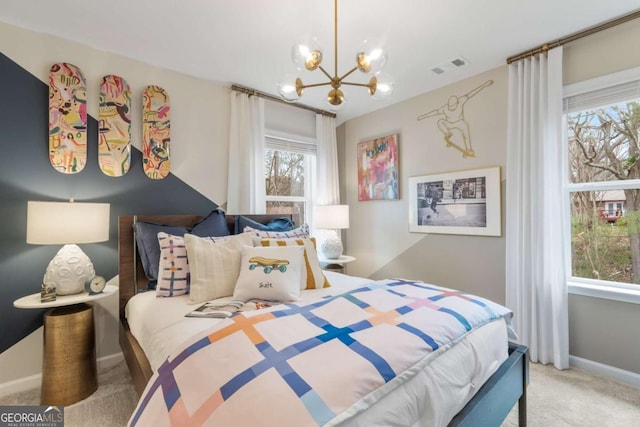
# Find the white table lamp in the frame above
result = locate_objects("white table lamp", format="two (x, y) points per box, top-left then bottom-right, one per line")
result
(27, 200), (110, 295)
(314, 205), (349, 259)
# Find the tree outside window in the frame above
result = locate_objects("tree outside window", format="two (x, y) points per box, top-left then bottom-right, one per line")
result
(567, 100), (640, 284)
(265, 149), (309, 222)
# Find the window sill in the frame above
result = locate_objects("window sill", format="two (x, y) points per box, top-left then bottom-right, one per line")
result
(568, 281), (640, 305)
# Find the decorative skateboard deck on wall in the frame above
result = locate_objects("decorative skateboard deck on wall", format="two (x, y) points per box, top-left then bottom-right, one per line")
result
(142, 85), (171, 180)
(99, 74), (132, 177)
(48, 63), (87, 174)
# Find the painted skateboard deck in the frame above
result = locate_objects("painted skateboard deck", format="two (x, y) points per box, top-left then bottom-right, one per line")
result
(48, 63), (87, 174)
(99, 75), (132, 177)
(142, 85), (171, 179)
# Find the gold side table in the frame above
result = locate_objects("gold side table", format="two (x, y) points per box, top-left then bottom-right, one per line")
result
(13, 285), (117, 406)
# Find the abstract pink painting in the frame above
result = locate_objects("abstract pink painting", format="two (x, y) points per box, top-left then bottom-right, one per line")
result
(357, 134), (399, 201)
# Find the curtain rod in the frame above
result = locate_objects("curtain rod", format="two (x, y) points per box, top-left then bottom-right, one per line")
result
(507, 9), (640, 64)
(231, 84), (336, 118)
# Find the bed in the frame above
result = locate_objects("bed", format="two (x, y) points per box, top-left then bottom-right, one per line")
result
(118, 213), (528, 426)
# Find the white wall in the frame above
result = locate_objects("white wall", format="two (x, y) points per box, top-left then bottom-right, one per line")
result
(339, 17), (640, 375)
(342, 66), (508, 304)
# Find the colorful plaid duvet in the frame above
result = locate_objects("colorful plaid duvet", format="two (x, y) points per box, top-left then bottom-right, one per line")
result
(128, 279), (512, 426)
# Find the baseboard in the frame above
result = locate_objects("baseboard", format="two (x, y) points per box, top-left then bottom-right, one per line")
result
(97, 352), (125, 370)
(570, 355), (640, 388)
(0, 352), (124, 398)
(0, 373), (41, 398)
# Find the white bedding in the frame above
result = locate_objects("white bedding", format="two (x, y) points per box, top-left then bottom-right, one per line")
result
(125, 272), (508, 426)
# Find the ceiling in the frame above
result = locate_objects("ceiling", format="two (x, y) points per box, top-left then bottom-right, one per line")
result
(2, 0), (640, 124)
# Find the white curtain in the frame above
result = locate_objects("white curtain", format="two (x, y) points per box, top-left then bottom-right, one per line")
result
(312, 114), (340, 231)
(226, 92), (265, 214)
(506, 46), (569, 369)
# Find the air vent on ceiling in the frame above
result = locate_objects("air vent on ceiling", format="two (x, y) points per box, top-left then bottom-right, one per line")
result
(430, 56), (470, 75)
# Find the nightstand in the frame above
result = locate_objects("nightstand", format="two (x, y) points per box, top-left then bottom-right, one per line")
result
(13, 285), (117, 406)
(318, 255), (356, 273)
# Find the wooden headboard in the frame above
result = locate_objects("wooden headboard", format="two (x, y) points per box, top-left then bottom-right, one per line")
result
(117, 213), (296, 317)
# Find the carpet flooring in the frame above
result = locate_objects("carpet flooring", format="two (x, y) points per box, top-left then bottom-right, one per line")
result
(0, 359), (638, 426)
(0, 361), (138, 426)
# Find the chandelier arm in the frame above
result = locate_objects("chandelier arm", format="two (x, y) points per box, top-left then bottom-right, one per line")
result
(318, 65), (334, 81)
(299, 81), (333, 89)
(341, 81), (375, 88)
(339, 66), (359, 82)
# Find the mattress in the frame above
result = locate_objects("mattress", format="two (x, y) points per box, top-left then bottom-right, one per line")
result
(125, 272), (509, 426)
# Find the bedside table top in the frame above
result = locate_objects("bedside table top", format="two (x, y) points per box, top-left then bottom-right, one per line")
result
(13, 284), (118, 309)
(318, 255), (356, 265)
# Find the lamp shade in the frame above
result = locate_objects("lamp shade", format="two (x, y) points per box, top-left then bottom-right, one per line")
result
(27, 201), (110, 245)
(314, 205), (349, 229)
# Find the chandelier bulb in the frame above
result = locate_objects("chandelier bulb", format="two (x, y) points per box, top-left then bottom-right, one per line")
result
(356, 40), (387, 75)
(369, 72), (394, 100)
(278, 75), (304, 102)
(292, 39), (323, 71)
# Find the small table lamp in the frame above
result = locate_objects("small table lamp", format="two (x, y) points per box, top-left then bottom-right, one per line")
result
(27, 200), (110, 295)
(314, 204), (349, 259)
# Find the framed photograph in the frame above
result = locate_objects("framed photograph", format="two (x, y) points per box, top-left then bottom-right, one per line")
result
(357, 134), (399, 201)
(408, 166), (501, 236)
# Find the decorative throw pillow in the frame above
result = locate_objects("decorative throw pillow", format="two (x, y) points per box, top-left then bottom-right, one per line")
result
(133, 208), (228, 288)
(243, 224), (310, 239)
(184, 232), (255, 304)
(133, 222), (188, 289)
(257, 237), (331, 290)
(233, 245), (305, 302)
(190, 208), (230, 237)
(156, 233), (190, 297)
(234, 215), (296, 234)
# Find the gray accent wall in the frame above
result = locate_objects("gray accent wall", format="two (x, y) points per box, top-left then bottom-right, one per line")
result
(0, 52), (217, 353)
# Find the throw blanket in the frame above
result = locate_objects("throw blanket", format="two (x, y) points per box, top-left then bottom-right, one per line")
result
(129, 279), (512, 426)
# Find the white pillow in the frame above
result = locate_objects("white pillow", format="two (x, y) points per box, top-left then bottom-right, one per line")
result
(256, 237), (330, 290)
(233, 245), (305, 302)
(184, 232), (254, 304)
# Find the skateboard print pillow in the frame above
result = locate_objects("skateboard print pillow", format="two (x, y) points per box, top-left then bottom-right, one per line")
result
(256, 238), (330, 290)
(233, 245), (305, 302)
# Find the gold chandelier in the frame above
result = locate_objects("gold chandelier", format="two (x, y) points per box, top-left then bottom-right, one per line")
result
(277, 0), (394, 108)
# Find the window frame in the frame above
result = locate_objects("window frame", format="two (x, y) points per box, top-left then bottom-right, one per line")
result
(563, 66), (640, 305)
(264, 130), (316, 225)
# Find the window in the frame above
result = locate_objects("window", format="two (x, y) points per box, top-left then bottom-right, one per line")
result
(564, 71), (640, 294)
(264, 133), (315, 224)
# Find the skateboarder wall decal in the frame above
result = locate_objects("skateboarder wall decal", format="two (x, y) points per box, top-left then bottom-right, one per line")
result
(417, 80), (493, 158)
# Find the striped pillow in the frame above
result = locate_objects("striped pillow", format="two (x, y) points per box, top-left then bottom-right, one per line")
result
(156, 232), (190, 297)
(257, 237), (330, 290)
(244, 224), (309, 239)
